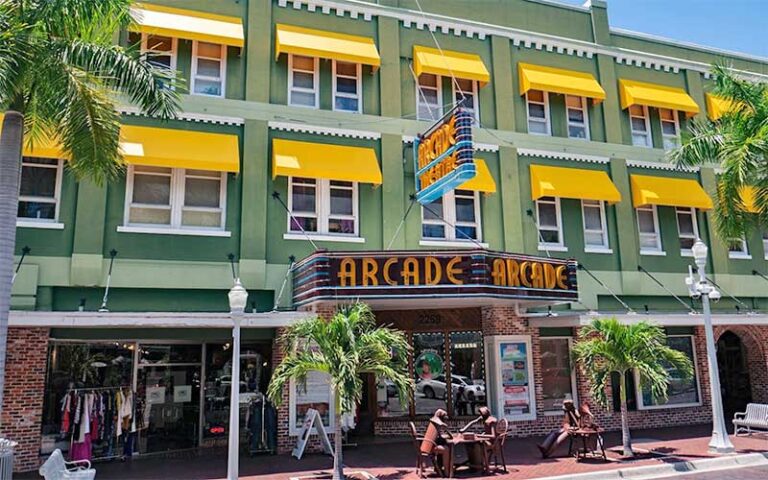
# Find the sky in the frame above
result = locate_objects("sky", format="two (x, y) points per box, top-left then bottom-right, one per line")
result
(559, 0), (768, 58)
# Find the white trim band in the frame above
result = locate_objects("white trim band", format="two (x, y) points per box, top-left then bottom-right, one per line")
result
(269, 121), (381, 140)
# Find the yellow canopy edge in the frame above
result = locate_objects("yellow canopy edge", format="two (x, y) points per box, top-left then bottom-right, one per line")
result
(272, 139), (382, 184)
(630, 174), (712, 209)
(121, 125), (240, 173)
(518, 63), (606, 103)
(413, 46), (490, 85)
(0, 113), (65, 159)
(275, 24), (380, 69)
(619, 79), (700, 117)
(706, 93), (737, 121)
(129, 3), (244, 48)
(530, 165), (621, 203)
(460, 159), (497, 193)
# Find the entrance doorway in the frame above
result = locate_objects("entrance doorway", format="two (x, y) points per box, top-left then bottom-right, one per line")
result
(349, 373), (377, 438)
(716, 331), (753, 429)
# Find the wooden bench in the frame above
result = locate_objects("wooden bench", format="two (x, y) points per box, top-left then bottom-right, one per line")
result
(733, 403), (768, 436)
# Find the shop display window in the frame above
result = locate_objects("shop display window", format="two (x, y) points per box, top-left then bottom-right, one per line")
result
(139, 344), (202, 364)
(413, 332), (447, 415)
(638, 336), (700, 409)
(449, 332), (486, 417)
(540, 338), (576, 413)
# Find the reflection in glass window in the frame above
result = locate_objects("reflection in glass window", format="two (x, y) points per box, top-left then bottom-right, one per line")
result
(640, 336), (699, 408)
(413, 333), (447, 415)
(192, 41), (225, 97)
(417, 74), (442, 121)
(541, 338), (575, 412)
(536, 196), (562, 247)
(449, 332), (486, 417)
(566, 95), (589, 140)
(636, 205), (662, 252)
(18, 157), (61, 221)
(333, 61), (361, 113)
(289, 55), (318, 108)
(526, 90), (550, 135)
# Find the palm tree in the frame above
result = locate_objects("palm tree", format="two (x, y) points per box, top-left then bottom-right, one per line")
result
(669, 62), (768, 242)
(0, 0), (178, 417)
(572, 318), (693, 457)
(267, 303), (412, 480)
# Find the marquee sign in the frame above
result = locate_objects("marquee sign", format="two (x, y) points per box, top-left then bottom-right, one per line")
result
(292, 249), (578, 307)
(414, 107), (475, 205)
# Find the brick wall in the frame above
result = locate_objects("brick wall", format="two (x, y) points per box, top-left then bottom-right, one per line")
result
(0, 327), (49, 473)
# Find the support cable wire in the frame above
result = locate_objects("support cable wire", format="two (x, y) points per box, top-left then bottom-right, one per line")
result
(700, 269), (754, 313)
(636, 265), (697, 314)
(752, 269), (768, 284)
(274, 255), (296, 312)
(386, 195), (418, 250)
(99, 249), (118, 313)
(525, 209), (551, 258)
(271, 191), (319, 251)
(578, 263), (635, 314)
(420, 200), (485, 249)
(11, 246), (30, 285)
(227, 253), (237, 280)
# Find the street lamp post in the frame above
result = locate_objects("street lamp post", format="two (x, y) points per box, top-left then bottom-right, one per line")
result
(686, 240), (734, 454)
(227, 279), (248, 480)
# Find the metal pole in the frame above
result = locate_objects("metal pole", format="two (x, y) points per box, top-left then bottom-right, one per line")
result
(227, 312), (242, 479)
(696, 255), (735, 454)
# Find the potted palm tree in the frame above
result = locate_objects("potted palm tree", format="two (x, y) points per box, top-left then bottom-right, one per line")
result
(0, 0), (178, 417)
(267, 303), (412, 480)
(572, 318), (693, 457)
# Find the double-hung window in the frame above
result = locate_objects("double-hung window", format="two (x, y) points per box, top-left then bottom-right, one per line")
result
(660, 108), (680, 150)
(541, 337), (577, 413)
(566, 95), (590, 140)
(289, 55), (319, 108)
(422, 190), (481, 242)
(288, 178), (358, 236)
(453, 78), (479, 123)
(140, 34), (177, 72)
(582, 200), (609, 251)
(536, 197), (563, 249)
(526, 90), (550, 135)
(416, 73), (442, 121)
(18, 157), (63, 223)
(192, 41), (226, 97)
(124, 166), (226, 231)
(333, 60), (362, 113)
(675, 207), (698, 255)
(637, 335), (700, 409)
(728, 236), (750, 259)
(636, 205), (662, 253)
(629, 105), (652, 147)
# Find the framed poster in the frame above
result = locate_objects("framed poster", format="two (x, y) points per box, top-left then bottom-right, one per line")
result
(486, 335), (536, 421)
(289, 370), (335, 435)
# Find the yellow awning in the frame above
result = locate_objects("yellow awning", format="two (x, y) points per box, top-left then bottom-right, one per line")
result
(272, 139), (382, 184)
(631, 175), (712, 209)
(275, 24), (380, 69)
(706, 93), (737, 121)
(0, 113), (64, 159)
(619, 79), (700, 117)
(530, 165), (621, 203)
(460, 159), (496, 193)
(129, 4), (244, 47)
(413, 46), (490, 85)
(121, 125), (240, 172)
(518, 63), (605, 103)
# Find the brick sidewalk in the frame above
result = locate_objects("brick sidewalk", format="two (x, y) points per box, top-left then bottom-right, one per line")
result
(19, 425), (768, 479)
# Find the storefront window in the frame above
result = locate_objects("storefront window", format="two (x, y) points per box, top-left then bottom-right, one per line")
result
(291, 371), (334, 433)
(140, 344), (202, 364)
(413, 333), (447, 415)
(41, 342), (135, 457)
(639, 336), (700, 408)
(449, 332), (486, 416)
(540, 338), (575, 413)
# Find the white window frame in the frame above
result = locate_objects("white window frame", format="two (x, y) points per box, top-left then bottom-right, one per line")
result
(581, 200), (610, 253)
(140, 33), (178, 73)
(659, 108), (681, 150)
(17, 157), (64, 224)
(675, 207), (699, 257)
(526, 91), (551, 136)
(288, 373), (336, 436)
(191, 40), (227, 98)
(416, 73), (443, 121)
(540, 336), (579, 415)
(286, 177), (359, 237)
(728, 236), (751, 259)
(420, 190), (482, 243)
(332, 60), (362, 114)
(566, 95), (590, 140)
(763, 231), (768, 260)
(536, 197), (565, 251)
(288, 54), (319, 109)
(122, 165), (227, 232)
(636, 205), (664, 255)
(629, 104), (652, 148)
(636, 335), (702, 410)
(453, 79), (479, 123)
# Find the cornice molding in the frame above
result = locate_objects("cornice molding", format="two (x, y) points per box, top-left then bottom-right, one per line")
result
(401, 135), (499, 153)
(269, 121), (381, 140)
(517, 148), (609, 164)
(275, 0), (768, 81)
(119, 106), (244, 126)
(626, 159), (699, 172)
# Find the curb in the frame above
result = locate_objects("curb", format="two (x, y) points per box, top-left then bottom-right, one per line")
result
(530, 452), (768, 480)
